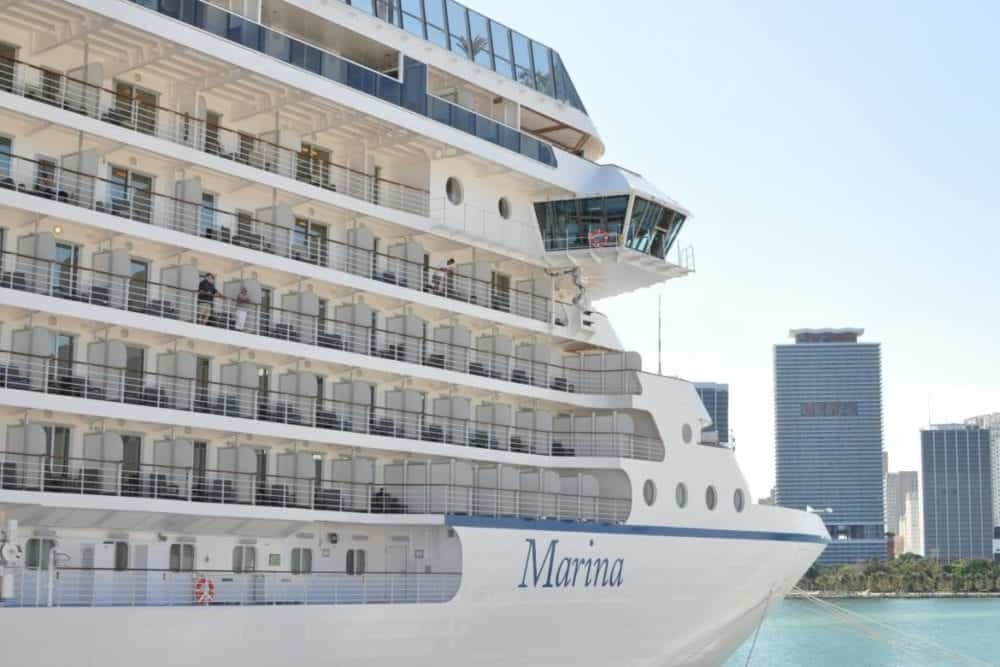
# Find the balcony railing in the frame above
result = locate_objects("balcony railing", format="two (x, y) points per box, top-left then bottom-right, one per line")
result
(0, 55), (430, 216)
(543, 230), (624, 252)
(2, 567), (462, 608)
(0, 453), (631, 523)
(0, 151), (571, 326)
(0, 352), (664, 462)
(126, 0), (557, 167)
(0, 248), (642, 397)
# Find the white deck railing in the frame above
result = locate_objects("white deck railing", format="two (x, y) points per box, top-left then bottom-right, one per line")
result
(2, 568), (462, 608)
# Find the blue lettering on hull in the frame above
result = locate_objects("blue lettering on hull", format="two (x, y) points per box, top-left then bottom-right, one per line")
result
(519, 539), (624, 588)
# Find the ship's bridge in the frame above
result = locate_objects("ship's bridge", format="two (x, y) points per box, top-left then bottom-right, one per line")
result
(534, 166), (693, 300)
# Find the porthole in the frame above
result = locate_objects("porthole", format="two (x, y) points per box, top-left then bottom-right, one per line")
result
(675, 482), (688, 508)
(681, 423), (693, 444)
(734, 489), (745, 513)
(705, 485), (718, 511)
(642, 479), (657, 506)
(498, 197), (511, 220)
(445, 177), (463, 205)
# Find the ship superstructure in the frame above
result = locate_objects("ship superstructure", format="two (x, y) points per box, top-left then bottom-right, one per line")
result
(0, 2), (826, 664)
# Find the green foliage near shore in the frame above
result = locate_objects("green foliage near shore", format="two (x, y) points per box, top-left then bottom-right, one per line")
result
(797, 554), (1000, 593)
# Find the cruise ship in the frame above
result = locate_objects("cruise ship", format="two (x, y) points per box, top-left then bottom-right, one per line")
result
(0, 1), (827, 664)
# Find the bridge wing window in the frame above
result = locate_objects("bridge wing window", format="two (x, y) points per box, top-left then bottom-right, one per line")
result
(625, 198), (687, 259)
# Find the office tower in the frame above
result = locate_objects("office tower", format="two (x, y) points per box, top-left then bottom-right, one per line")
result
(965, 413), (1000, 531)
(694, 382), (729, 444)
(897, 490), (923, 556)
(921, 425), (993, 563)
(775, 328), (886, 563)
(885, 471), (919, 536)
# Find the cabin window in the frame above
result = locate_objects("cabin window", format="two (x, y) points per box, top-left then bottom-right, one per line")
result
(705, 485), (718, 511)
(675, 483), (688, 509)
(291, 547), (313, 574)
(642, 479), (656, 506)
(445, 177), (463, 205)
(346, 548), (366, 575)
(734, 489), (746, 513)
(169, 544), (195, 572)
(25, 538), (56, 569)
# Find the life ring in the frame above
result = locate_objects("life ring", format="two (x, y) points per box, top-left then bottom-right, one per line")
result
(193, 576), (216, 604)
(588, 229), (609, 248)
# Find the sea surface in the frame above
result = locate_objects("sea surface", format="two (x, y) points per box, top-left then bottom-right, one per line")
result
(724, 598), (1000, 667)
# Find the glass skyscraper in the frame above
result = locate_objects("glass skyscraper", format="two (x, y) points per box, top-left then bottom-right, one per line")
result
(694, 382), (729, 444)
(774, 328), (886, 564)
(964, 413), (1000, 533)
(921, 425), (994, 563)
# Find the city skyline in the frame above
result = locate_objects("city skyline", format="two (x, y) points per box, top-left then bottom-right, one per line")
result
(465, 0), (1000, 500)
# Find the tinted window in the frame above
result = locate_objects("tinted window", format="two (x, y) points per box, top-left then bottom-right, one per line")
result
(532, 42), (553, 95)
(490, 22), (511, 60)
(446, 0), (469, 57)
(467, 10), (492, 68)
(511, 31), (533, 87)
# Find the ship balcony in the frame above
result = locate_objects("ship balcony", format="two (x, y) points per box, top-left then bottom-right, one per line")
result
(0, 351), (664, 462)
(0, 149), (582, 332)
(0, 452), (631, 524)
(1, 567), (462, 608)
(0, 245), (644, 399)
(0, 54), (432, 217)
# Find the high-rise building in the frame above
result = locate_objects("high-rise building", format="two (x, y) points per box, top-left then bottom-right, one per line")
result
(885, 471), (919, 536)
(897, 490), (923, 556)
(774, 328), (886, 563)
(965, 412), (1000, 532)
(694, 382), (729, 443)
(921, 425), (994, 563)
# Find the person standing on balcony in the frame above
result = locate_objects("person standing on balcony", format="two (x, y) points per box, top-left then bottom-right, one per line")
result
(234, 286), (252, 331)
(197, 273), (218, 325)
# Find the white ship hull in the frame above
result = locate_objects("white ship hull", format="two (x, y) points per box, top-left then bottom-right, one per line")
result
(0, 515), (824, 666)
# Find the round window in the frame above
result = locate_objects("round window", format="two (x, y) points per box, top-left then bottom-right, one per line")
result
(445, 177), (463, 206)
(642, 479), (657, 506)
(734, 489), (745, 513)
(498, 197), (511, 220)
(706, 485), (718, 511)
(681, 423), (693, 444)
(675, 482), (688, 508)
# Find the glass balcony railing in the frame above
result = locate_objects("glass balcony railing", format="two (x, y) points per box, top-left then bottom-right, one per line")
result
(0, 452), (630, 524)
(3, 567), (462, 607)
(126, 0), (557, 166)
(0, 151), (572, 326)
(0, 351), (663, 461)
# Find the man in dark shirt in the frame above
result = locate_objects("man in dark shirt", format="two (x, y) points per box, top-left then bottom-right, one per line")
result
(197, 273), (218, 324)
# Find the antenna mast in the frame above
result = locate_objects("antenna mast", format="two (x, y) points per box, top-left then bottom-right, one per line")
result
(657, 293), (662, 375)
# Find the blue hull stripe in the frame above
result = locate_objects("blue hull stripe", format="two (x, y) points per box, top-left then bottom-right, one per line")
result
(445, 515), (829, 545)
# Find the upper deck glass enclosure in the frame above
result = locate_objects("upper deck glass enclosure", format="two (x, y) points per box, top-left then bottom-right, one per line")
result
(345, 0), (588, 114)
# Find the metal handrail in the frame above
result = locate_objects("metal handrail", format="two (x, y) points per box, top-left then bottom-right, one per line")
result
(0, 248), (641, 396)
(0, 452), (631, 523)
(0, 54), (429, 216)
(2, 568), (463, 607)
(0, 351), (664, 461)
(0, 149), (573, 324)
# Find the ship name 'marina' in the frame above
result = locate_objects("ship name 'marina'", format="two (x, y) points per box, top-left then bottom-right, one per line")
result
(519, 539), (625, 589)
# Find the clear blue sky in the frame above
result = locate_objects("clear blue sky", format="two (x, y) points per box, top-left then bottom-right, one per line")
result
(465, 0), (1000, 498)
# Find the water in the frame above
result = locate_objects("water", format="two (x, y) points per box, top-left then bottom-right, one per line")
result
(724, 598), (1000, 666)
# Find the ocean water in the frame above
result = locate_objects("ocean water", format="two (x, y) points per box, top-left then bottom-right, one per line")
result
(724, 598), (1000, 667)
